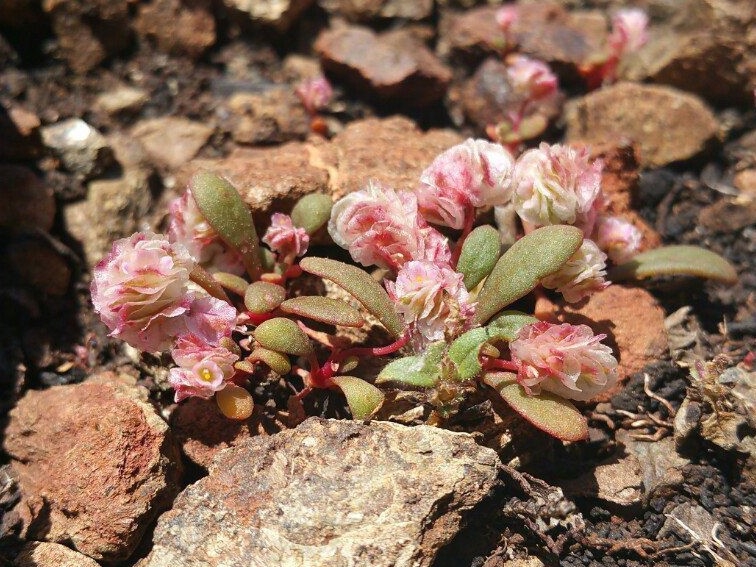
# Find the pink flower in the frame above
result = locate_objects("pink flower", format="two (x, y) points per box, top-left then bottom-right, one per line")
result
(510, 321), (618, 401)
(416, 139), (515, 229)
(184, 294), (238, 345)
(169, 334), (239, 402)
(91, 232), (195, 352)
(385, 260), (475, 347)
(328, 182), (451, 270)
(608, 8), (649, 57)
(262, 213), (310, 262)
(495, 5), (518, 32)
(595, 215), (642, 264)
(506, 55), (559, 105)
(168, 189), (244, 275)
(296, 76), (333, 115)
(511, 143), (603, 227)
(541, 239), (609, 303)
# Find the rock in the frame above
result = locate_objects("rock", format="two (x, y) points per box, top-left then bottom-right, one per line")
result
(565, 83), (719, 168)
(95, 86), (149, 115)
(0, 166), (55, 233)
(43, 0), (131, 73)
(659, 502), (719, 547)
(15, 542), (100, 567)
(315, 26), (452, 107)
(560, 453), (643, 506)
(131, 116), (214, 171)
(617, 431), (688, 498)
(134, 0), (215, 58)
(63, 133), (153, 266)
(169, 397), (262, 469)
(438, 6), (507, 64)
(220, 88), (310, 145)
(555, 285), (668, 388)
(733, 169), (756, 197)
(3, 374), (182, 562)
(139, 418), (498, 567)
(319, 0), (433, 21)
(0, 103), (42, 160)
(6, 235), (72, 296)
(41, 118), (112, 178)
(457, 59), (513, 131)
(329, 116), (462, 198)
(698, 198), (756, 233)
(223, 0), (313, 31)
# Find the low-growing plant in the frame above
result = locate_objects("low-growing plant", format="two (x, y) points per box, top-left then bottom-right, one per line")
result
(91, 139), (737, 440)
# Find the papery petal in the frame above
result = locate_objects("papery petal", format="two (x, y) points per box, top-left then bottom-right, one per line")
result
(595, 215), (642, 264)
(262, 213), (310, 259)
(541, 239), (609, 302)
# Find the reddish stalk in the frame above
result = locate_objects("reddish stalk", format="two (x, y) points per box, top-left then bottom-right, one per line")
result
(450, 205), (476, 269)
(482, 357), (519, 372)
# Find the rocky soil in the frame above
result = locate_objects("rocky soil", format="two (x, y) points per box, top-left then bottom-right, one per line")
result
(1, 0), (754, 566)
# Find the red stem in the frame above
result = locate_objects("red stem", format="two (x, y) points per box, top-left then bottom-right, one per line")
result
(451, 205), (476, 269)
(482, 357), (520, 372)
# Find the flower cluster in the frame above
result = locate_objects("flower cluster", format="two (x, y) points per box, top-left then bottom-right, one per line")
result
(295, 75), (334, 115)
(262, 213), (310, 264)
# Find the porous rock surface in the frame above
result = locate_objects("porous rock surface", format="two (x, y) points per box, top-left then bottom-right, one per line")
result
(14, 541), (101, 567)
(3, 374), (182, 562)
(139, 417), (499, 567)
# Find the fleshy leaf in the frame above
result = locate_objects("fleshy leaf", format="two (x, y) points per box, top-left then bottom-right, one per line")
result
(474, 225), (583, 325)
(448, 327), (511, 382)
(244, 281), (286, 314)
(484, 372), (588, 441)
(487, 311), (539, 340)
(291, 193), (333, 235)
(213, 272), (249, 296)
(330, 375), (384, 419)
(216, 384), (254, 420)
(189, 265), (231, 302)
(300, 257), (404, 339)
(280, 296), (364, 327)
(375, 341), (446, 388)
(249, 346), (291, 374)
(254, 317), (313, 356)
(189, 171), (262, 280)
(457, 225), (501, 291)
(608, 245), (738, 284)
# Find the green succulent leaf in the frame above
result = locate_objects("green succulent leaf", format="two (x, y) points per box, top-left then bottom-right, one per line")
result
(212, 272), (249, 296)
(300, 257), (404, 339)
(375, 341), (446, 388)
(448, 327), (512, 382)
(189, 171), (262, 280)
(291, 193), (333, 235)
(280, 296), (364, 327)
(457, 225), (501, 291)
(330, 375), (384, 420)
(253, 317), (313, 356)
(474, 225), (583, 325)
(487, 311), (539, 340)
(483, 372), (588, 441)
(608, 245), (738, 284)
(189, 265), (231, 303)
(244, 281), (286, 314)
(249, 346), (291, 375)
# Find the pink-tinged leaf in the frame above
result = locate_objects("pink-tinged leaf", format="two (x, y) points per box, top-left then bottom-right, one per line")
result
(189, 171), (262, 280)
(280, 296), (364, 327)
(213, 272), (249, 296)
(608, 245), (738, 284)
(330, 375), (385, 420)
(189, 265), (231, 302)
(216, 384), (254, 420)
(291, 193), (333, 235)
(483, 371), (588, 441)
(457, 225), (501, 291)
(474, 225), (583, 325)
(249, 346), (291, 375)
(300, 257), (404, 339)
(244, 281), (286, 314)
(375, 342), (445, 388)
(253, 317), (313, 356)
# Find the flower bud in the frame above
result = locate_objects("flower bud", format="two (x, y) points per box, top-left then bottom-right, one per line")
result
(169, 334), (239, 402)
(262, 213), (310, 261)
(295, 76), (333, 115)
(541, 239), (609, 302)
(595, 215), (642, 264)
(609, 8), (649, 57)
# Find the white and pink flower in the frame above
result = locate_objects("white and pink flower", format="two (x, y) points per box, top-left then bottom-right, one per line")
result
(169, 334), (239, 402)
(595, 215), (642, 264)
(168, 189), (244, 275)
(328, 182), (451, 270)
(295, 75), (334, 115)
(495, 4), (518, 32)
(385, 260), (476, 347)
(416, 139), (515, 229)
(511, 143), (603, 228)
(184, 294), (238, 345)
(510, 321), (618, 401)
(262, 213), (310, 262)
(506, 55), (559, 107)
(541, 239), (609, 303)
(91, 232), (195, 352)
(608, 8), (649, 57)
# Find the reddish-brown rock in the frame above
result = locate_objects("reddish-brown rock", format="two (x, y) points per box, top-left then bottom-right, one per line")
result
(223, 0), (313, 31)
(131, 116), (214, 171)
(0, 166), (55, 233)
(221, 88), (310, 145)
(437, 6), (507, 63)
(134, 0), (216, 58)
(320, 0), (433, 21)
(315, 26), (452, 107)
(15, 542), (100, 567)
(0, 103), (41, 160)
(3, 374), (182, 562)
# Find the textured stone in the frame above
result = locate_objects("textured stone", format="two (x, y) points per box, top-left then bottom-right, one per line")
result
(565, 83), (719, 167)
(139, 418), (499, 567)
(7, 235), (71, 296)
(3, 374), (182, 562)
(619, 432), (688, 497)
(41, 118), (112, 177)
(134, 0), (215, 58)
(15, 542), (100, 567)
(0, 166), (55, 233)
(319, 0), (433, 21)
(224, 0), (313, 30)
(131, 116), (214, 170)
(560, 454), (643, 506)
(438, 6), (507, 63)
(221, 88), (310, 145)
(95, 86), (149, 115)
(0, 103), (42, 161)
(316, 26), (452, 107)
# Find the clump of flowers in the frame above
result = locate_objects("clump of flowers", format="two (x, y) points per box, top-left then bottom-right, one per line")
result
(92, 136), (736, 440)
